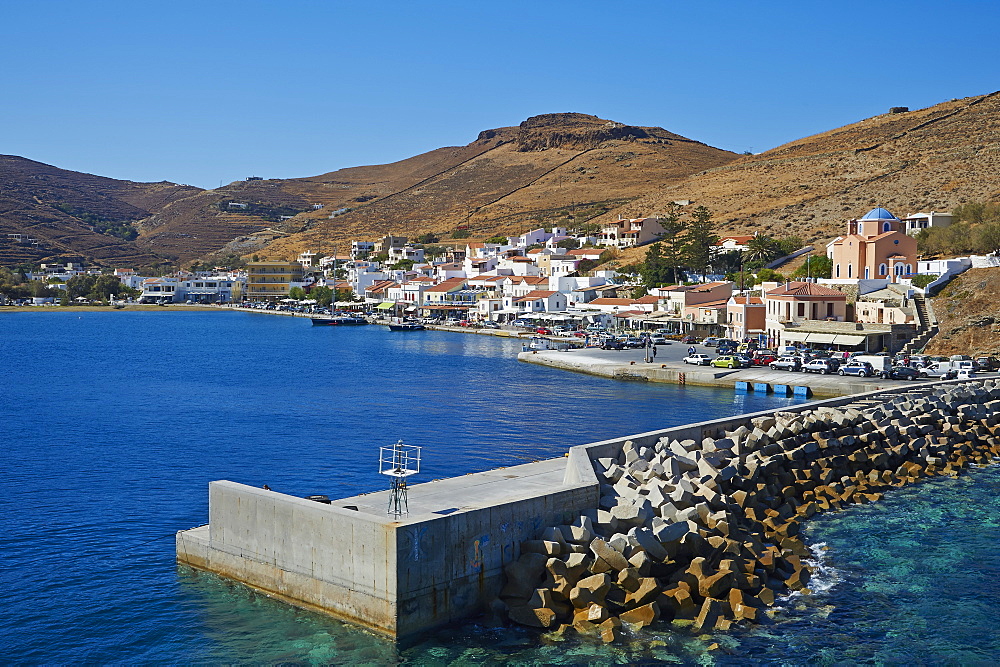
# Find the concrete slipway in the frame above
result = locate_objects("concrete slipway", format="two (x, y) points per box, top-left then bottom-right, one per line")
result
(176, 378), (978, 640)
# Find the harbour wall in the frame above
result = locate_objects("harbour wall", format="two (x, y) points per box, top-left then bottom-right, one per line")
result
(177, 378), (979, 640)
(177, 464), (596, 639)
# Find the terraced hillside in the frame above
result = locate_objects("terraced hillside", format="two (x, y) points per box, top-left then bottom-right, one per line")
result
(0, 155), (200, 266)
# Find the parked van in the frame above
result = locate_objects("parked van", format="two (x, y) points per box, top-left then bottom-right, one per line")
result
(853, 355), (892, 374)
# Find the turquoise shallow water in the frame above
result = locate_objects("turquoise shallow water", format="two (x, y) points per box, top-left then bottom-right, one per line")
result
(1, 311), (997, 663)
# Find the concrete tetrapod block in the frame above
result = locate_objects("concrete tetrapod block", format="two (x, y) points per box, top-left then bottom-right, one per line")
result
(569, 572), (612, 608)
(620, 601), (660, 629)
(590, 538), (630, 572)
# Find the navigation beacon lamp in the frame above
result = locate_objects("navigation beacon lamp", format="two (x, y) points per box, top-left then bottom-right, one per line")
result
(379, 439), (421, 516)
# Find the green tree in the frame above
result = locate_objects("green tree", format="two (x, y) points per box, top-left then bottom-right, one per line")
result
(485, 236), (508, 245)
(639, 242), (672, 288)
(310, 285), (333, 307)
(755, 268), (785, 283)
(451, 228), (471, 239)
(791, 255), (832, 279)
(743, 234), (781, 269)
(390, 259), (415, 271)
(288, 286), (307, 300)
(66, 275), (98, 299)
(683, 206), (718, 279)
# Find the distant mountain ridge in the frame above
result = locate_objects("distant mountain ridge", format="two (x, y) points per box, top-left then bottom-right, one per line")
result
(3, 94), (1000, 267)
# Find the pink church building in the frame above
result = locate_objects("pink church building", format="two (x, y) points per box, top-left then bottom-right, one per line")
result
(829, 208), (917, 282)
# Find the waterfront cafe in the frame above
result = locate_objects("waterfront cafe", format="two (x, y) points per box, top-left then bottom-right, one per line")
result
(773, 321), (916, 354)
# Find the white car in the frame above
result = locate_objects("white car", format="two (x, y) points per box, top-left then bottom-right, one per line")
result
(683, 353), (712, 366)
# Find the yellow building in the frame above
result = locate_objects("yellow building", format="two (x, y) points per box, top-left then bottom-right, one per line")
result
(246, 261), (303, 301)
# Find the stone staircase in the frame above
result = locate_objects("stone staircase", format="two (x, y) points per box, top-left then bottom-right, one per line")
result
(901, 295), (938, 355)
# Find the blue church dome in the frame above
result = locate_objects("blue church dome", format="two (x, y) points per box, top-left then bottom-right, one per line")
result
(859, 207), (898, 221)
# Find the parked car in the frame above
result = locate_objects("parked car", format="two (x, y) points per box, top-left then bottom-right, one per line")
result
(752, 353), (777, 366)
(769, 356), (802, 372)
(918, 364), (959, 379)
(650, 335), (669, 345)
(481, 321), (500, 329)
(880, 365), (921, 380)
(624, 337), (646, 349)
(711, 355), (744, 369)
(975, 356), (999, 371)
(513, 319), (532, 328)
(536, 327), (553, 335)
(802, 359), (838, 374)
(839, 361), (876, 377)
(601, 339), (626, 350)
(683, 353), (712, 366)
(681, 335), (697, 344)
(702, 337), (721, 347)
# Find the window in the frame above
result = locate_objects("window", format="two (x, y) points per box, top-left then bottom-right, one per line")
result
(835, 264), (840, 278)
(857, 223), (863, 235)
(882, 222), (891, 233)
(879, 263), (887, 276)
(797, 303), (805, 317)
(864, 267), (870, 279)
(848, 264), (853, 278)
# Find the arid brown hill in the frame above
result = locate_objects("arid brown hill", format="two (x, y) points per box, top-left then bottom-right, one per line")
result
(213, 113), (738, 260)
(924, 267), (1000, 357)
(596, 92), (1000, 245)
(0, 155), (201, 266)
(0, 155), (202, 265)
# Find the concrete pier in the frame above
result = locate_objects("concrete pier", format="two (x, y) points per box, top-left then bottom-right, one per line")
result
(177, 458), (595, 639)
(177, 377), (980, 639)
(518, 347), (947, 397)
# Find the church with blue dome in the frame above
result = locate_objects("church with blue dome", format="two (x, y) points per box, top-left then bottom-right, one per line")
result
(829, 207), (918, 282)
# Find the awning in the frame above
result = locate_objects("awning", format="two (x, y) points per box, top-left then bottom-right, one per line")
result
(376, 302), (395, 310)
(832, 334), (867, 345)
(807, 333), (839, 344)
(782, 331), (809, 342)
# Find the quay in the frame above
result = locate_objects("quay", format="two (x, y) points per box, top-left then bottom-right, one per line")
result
(517, 346), (962, 397)
(176, 377), (997, 640)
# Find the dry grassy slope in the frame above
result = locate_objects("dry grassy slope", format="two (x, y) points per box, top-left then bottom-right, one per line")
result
(260, 113), (737, 258)
(0, 155), (199, 265)
(924, 268), (1000, 356)
(592, 92), (1000, 244)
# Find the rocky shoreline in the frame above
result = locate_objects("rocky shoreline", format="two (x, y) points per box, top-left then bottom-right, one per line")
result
(495, 379), (1000, 642)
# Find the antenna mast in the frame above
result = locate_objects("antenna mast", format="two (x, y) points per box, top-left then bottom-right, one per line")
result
(379, 439), (421, 516)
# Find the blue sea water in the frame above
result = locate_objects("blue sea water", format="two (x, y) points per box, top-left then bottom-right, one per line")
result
(1, 311), (996, 664)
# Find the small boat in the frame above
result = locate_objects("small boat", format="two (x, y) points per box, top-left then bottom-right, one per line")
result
(311, 312), (369, 326)
(388, 318), (425, 331)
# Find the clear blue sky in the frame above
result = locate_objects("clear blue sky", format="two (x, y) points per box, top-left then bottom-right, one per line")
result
(2, 0), (997, 190)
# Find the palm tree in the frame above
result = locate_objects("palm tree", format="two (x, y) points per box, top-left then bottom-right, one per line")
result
(743, 234), (780, 268)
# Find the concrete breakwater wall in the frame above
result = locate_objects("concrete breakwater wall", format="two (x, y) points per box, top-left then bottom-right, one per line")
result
(177, 378), (997, 642)
(176, 461), (596, 640)
(498, 379), (1000, 642)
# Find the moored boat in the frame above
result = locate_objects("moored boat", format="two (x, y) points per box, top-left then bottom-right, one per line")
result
(311, 312), (369, 326)
(388, 317), (425, 331)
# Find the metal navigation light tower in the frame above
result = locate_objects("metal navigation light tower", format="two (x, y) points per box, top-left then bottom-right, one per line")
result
(379, 439), (421, 516)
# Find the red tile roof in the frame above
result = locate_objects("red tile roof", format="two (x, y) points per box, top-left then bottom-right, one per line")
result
(766, 282), (847, 298)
